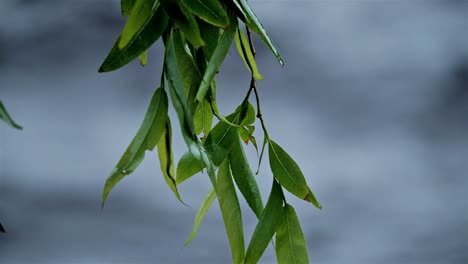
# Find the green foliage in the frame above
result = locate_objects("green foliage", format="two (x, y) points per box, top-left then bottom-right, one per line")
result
(0, 101), (22, 130)
(99, 1), (321, 263)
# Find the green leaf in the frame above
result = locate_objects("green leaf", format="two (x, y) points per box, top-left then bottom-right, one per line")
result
(165, 30), (199, 150)
(162, 1), (205, 48)
(268, 140), (321, 208)
(199, 20), (221, 60)
(255, 134), (268, 174)
(194, 99), (213, 135)
(176, 151), (204, 184)
(245, 180), (284, 264)
(102, 87), (168, 206)
(138, 50), (148, 66)
(240, 102), (256, 126)
(98, 7), (168, 72)
(0, 101), (22, 130)
(239, 125), (254, 143)
(233, 0), (284, 66)
(235, 27), (263, 80)
(229, 134), (263, 219)
(276, 204), (310, 264)
(185, 188), (216, 245)
(157, 118), (184, 203)
(120, 0), (136, 16)
(180, 0), (229, 28)
(217, 160), (245, 264)
(195, 14), (237, 102)
(118, 0), (159, 49)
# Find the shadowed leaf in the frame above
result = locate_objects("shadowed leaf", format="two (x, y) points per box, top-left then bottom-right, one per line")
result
(180, 0), (229, 28)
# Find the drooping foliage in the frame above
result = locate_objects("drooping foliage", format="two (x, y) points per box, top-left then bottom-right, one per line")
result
(100, 1), (321, 263)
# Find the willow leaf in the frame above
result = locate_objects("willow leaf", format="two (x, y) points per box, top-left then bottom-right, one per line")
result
(99, 7), (168, 72)
(268, 140), (321, 208)
(233, 0), (283, 66)
(185, 188), (216, 245)
(121, 0), (136, 16)
(217, 160), (245, 264)
(102, 87), (168, 205)
(199, 20), (220, 60)
(245, 180), (284, 264)
(0, 101), (22, 130)
(157, 118), (183, 203)
(176, 151), (204, 184)
(118, 0), (159, 49)
(163, 0), (205, 48)
(194, 99), (213, 135)
(276, 204), (310, 264)
(180, 0), (229, 28)
(138, 50), (148, 66)
(229, 134), (263, 219)
(195, 14), (237, 102)
(235, 27), (263, 80)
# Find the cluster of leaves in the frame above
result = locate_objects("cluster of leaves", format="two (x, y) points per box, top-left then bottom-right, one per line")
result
(100, 0), (321, 263)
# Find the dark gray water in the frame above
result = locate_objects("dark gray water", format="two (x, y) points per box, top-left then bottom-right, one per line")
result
(1, 0), (467, 263)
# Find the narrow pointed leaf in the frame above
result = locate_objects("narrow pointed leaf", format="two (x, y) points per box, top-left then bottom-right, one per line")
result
(276, 204), (310, 264)
(185, 188), (216, 245)
(102, 87), (168, 205)
(199, 20), (220, 60)
(269, 140), (320, 208)
(194, 99), (213, 135)
(99, 7), (168, 72)
(217, 160), (245, 264)
(157, 118), (184, 203)
(195, 14), (237, 102)
(233, 0), (283, 66)
(229, 135), (263, 219)
(255, 135), (268, 174)
(245, 180), (284, 264)
(180, 0), (229, 28)
(0, 101), (22, 130)
(163, 1), (205, 48)
(235, 27), (263, 80)
(118, 0), (159, 49)
(176, 151), (204, 184)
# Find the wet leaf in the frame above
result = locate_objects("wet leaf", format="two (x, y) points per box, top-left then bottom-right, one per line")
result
(195, 14), (237, 102)
(0, 101), (22, 130)
(102, 87), (168, 206)
(185, 188), (216, 245)
(276, 204), (310, 264)
(233, 0), (283, 66)
(217, 160), (245, 264)
(157, 118), (184, 203)
(245, 180), (284, 264)
(176, 151), (204, 184)
(99, 7), (168, 72)
(180, 0), (229, 28)
(235, 27), (263, 80)
(229, 134), (263, 219)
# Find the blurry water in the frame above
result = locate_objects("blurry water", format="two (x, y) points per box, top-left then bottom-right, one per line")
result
(1, 0), (467, 263)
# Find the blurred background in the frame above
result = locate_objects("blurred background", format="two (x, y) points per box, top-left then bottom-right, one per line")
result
(1, 0), (467, 263)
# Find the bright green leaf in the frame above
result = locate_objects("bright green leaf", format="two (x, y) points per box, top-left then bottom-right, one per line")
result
(98, 7), (168, 72)
(176, 151), (204, 184)
(276, 204), (310, 264)
(102, 87), (168, 205)
(157, 118), (184, 203)
(180, 0), (229, 28)
(185, 188), (216, 245)
(0, 101), (22, 130)
(195, 14), (237, 102)
(217, 160), (245, 264)
(233, 0), (284, 66)
(235, 27), (263, 80)
(194, 99), (213, 135)
(229, 134), (263, 219)
(139, 50), (148, 66)
(245, 180), (284, 264)
(118, 0), (159, 49)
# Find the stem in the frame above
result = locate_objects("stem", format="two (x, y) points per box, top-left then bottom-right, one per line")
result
(245, 26), (270, 140)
